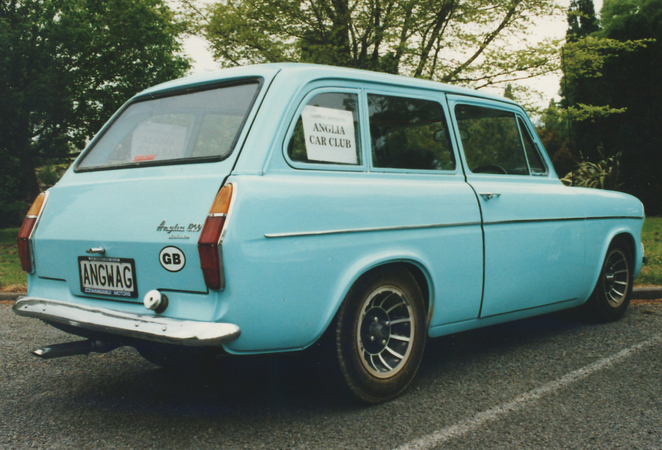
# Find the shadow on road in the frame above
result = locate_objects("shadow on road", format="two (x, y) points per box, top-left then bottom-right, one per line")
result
(64, 308), (605, 418)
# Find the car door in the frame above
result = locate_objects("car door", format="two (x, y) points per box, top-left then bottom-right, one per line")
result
(448, 95), (587, 317)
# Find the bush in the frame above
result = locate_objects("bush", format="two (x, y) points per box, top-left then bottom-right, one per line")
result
(561, 151), (622, 190)
(38, 165), (61, 187)
(0, 199), (28, 228)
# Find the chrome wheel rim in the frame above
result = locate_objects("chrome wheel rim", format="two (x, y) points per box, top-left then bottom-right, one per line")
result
(603, 248), (630, 308)
(356, 286), (414, 379)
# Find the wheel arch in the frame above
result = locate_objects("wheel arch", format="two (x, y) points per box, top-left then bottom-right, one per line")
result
(351, 261), (433, 317)
(312, 256), (435, 349)
(586, 229), (639, 303)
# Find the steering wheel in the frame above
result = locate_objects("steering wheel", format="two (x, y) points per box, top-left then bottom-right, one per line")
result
(472, 164), (507, 175)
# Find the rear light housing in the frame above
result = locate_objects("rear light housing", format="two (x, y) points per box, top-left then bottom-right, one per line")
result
(17, 191), (49, 273)
(198, 184), (233, 290)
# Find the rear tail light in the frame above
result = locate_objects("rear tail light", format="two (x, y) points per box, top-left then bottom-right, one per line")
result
(17, 192), (49, 273)
(198, 184), (233, 290)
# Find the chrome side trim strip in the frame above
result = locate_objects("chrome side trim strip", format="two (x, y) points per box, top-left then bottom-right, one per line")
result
(484, 215), (644, 226)
(265, 221), (482, 239)
(265, 215), (644, 239)
(13, 297), (240, 347)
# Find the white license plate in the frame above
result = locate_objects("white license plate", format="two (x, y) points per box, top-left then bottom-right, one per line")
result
(78, 257), (137, 298)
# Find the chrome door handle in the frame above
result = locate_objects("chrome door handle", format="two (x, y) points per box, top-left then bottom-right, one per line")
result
(479, 193), (501, 200)
(86, 247), (106, 255)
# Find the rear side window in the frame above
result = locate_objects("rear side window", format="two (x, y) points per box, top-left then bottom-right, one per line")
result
(76, 82), (260, 171)
(369, 94), (455, 171)
(287, 92), (361, 165)
(455, 104), (530, 175)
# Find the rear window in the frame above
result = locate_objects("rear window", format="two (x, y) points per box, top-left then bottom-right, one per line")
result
(76, 81), (260, 171)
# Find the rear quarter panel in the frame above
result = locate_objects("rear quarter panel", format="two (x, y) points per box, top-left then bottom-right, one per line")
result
(219, 171), (484, 353)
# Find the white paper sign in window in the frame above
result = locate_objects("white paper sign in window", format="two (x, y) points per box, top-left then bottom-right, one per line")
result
(301, 105), (358, 164)
(131, 122), (187, 162)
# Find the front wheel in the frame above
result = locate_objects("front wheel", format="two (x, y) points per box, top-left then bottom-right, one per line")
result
(587, 239), (634, 322)
(335, 267), (426, 403)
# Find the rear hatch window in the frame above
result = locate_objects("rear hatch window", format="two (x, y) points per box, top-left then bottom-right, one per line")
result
(76, 81), (260, 171)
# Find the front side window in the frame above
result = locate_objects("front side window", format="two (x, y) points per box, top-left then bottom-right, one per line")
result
(455, 104), (530, 175)
(77, 82), (260, 171)
(369, 94), (455, 171)
(518, 117), (548, 175)
(287, 92), (361, 165)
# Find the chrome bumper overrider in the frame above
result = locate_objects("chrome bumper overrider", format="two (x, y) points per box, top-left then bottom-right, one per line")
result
(13, 297), (241, 346)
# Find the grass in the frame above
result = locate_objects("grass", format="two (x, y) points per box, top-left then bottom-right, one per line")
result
(0, 228), (26, 292)
(635, 216), (662, 286)
(2, 217), (662, 292)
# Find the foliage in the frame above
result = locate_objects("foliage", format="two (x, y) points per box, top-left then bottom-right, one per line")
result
(566, 0), (600, 42)
(561, 150), (622, 190)
(0, 0), (190, 222)
(544, 0), (662, 214)
(37, 165), (61, 188)
(0, 148), (27, 228)
(562, 35), (651, 79)
(0, 228), (25, 289)
(192, 0), (562, 88)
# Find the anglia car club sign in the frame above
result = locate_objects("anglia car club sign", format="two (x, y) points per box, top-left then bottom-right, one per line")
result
(301, 105), (357, 164)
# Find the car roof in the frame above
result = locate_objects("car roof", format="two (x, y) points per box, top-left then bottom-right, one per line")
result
(137, 63), (519, 106)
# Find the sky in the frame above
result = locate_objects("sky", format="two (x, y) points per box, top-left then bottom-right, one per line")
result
(179, 0), (604, 110)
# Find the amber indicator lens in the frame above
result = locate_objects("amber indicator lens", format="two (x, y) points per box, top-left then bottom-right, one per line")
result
(209, 183), (233, 214)
(18, 192), (48, 273)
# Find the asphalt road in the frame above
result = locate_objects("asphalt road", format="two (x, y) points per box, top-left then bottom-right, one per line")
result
(1, 300), (661, 449)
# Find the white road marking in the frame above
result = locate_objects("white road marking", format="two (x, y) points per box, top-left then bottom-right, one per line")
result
(395, 335), (662, 450)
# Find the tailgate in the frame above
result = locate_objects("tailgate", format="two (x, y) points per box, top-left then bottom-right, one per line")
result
(32, 166), (230, 301)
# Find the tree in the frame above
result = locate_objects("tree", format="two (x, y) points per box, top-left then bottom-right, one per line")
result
(193, 0), (560, 87)
(566, 0), (600, 42)
(594, 0), (662, 213)
(0, 0), (190, 226)
(545, 0), (662, 213)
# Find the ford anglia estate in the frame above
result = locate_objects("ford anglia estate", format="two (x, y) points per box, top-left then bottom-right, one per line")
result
(14, 64), (645, 403)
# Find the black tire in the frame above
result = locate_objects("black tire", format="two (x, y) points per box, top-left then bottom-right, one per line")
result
(335, 266), (426, 403)
(587, 239), (634, 322)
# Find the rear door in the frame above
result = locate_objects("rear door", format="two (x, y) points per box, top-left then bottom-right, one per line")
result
(447, 95), (587, 317)
(33, 78), (268, 302)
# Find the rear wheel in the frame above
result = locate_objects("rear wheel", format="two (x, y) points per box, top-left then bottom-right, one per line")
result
(335, 267), (426, 403)
(587, 239), (633, 322)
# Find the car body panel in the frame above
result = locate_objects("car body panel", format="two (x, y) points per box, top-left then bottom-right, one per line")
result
(218, 172), (484, 352)
(17, 63), (645, 358)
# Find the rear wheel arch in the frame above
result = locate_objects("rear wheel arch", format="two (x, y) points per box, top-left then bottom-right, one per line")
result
(345, 261), (433, 320)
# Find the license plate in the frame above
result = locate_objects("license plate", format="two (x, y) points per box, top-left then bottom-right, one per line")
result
(78, 256), (138, 298)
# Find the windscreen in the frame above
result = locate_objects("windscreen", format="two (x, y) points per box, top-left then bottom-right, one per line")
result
(76, 81), (260, 170)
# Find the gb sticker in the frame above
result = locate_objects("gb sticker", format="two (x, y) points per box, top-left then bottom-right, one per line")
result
(159, 246), (186, 272)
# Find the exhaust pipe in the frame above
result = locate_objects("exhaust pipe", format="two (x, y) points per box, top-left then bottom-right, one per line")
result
(33, 339), (121, 359)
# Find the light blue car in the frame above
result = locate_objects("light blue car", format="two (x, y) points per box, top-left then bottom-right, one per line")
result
(14, 64), (645, 403)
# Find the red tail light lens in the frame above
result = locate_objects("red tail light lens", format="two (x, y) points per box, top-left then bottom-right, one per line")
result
(198, 184), (233, 290)
(17, 192), (48, 273)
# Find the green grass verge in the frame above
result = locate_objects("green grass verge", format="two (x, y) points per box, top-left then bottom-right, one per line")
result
(2, 217), (662, 291)
(0, 227), (26, 289)
(636, 216), (662, 286)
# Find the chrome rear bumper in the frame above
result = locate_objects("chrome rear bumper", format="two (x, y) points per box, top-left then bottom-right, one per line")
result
(13, 297), (240, 347)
